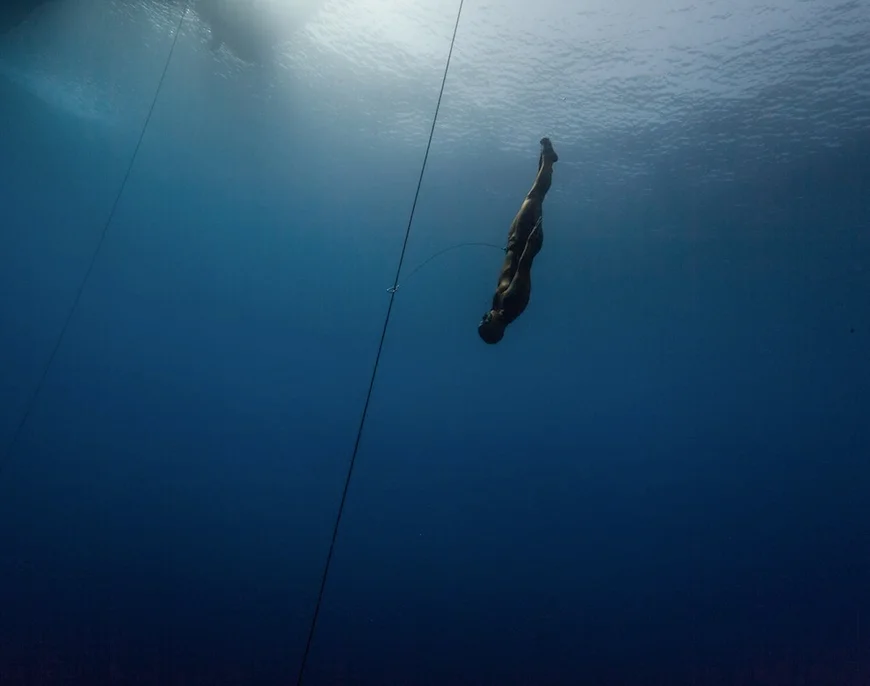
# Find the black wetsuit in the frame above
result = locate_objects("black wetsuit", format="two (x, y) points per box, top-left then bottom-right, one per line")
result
(488, 143), (555, 325)
(491, 209), (544, 325)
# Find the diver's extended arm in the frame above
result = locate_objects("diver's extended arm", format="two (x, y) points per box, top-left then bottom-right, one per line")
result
(517, 219), (542, 271)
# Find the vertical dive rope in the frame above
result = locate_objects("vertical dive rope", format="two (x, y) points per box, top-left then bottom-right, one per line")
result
(0, 1), (467, 681)
(294, 1), (466, 683)
(0, 4), (191, 477)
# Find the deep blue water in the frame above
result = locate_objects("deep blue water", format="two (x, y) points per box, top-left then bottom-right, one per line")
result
(1, 1), (869, 684)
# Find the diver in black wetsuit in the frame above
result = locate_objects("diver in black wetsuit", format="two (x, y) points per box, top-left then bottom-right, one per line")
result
(478, 137), (558, 345)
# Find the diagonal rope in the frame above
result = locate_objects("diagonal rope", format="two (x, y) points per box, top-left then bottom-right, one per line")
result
(294, 1), (466, 683)
(0, 5), (190, 479)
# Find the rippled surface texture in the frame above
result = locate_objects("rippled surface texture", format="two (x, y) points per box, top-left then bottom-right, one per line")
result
(1, 0), (868, 684)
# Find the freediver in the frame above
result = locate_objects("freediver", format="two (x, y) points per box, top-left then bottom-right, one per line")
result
(477, 137), (558, 344)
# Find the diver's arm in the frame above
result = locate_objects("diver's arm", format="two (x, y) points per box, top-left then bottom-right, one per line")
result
(516, 222), (541, 271)
(490, 288), (504, 313)
(517, 245), (534, 271)
(499, 269), (529, 313)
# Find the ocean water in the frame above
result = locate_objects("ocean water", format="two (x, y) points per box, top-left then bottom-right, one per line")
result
(0, 0), (868, 684)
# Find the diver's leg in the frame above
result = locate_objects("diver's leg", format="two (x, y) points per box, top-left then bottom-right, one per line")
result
(528, 137), (558, 200)
(505, 139), (558, 248)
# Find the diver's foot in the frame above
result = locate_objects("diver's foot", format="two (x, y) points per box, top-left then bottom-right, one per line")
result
(540, 137), (558, 162)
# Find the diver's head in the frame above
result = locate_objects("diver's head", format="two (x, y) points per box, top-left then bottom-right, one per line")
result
(478, 310), (506, 345)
